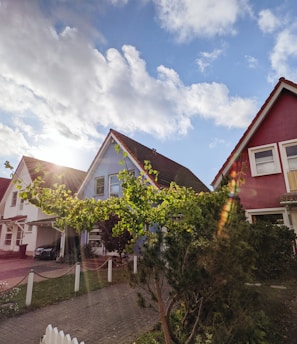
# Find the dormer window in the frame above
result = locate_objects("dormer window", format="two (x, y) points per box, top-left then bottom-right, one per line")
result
(248, 144), (281, 177)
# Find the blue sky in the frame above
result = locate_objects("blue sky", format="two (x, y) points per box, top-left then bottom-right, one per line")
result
(1, 0), (297, 188)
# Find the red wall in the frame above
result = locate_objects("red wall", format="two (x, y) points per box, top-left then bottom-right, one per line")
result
(236, 90), (297, 210)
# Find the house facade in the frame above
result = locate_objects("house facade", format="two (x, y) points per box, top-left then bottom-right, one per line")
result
(212, 78), (297, 233)
(78, 129), (209, 251)
(0, 156), (86, 256)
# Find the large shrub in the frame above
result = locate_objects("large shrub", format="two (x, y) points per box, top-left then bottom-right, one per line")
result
(248, 223), (296, 280)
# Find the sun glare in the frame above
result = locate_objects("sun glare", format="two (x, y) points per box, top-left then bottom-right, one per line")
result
(39, 143), (78, 169)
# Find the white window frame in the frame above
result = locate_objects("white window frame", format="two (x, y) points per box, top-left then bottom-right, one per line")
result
(109, 174), (120, 197)
(95, 176), (105, 196)
(248, 143), (281, 177)
(246, 208), (290, 228)
(279, 139), (297, 192)
(4, 228), (12, 246)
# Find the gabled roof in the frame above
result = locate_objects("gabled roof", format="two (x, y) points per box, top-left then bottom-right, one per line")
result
(20, 156), (87, 193)
(211, 77), (297, 189)
(80, 129), (209, 194)
(0, 178), (11, 202)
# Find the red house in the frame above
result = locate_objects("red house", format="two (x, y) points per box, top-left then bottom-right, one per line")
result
(212, 77), (297, 233)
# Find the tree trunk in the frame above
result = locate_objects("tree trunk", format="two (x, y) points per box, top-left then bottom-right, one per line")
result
(154, 275), (172, 344)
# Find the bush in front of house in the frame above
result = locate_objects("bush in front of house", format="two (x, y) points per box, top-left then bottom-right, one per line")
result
(248, 223), (296, 280)
(0, 281), (20, 319)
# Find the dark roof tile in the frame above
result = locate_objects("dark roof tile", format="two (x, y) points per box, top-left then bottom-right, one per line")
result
(111, 129), (209, 193)
(0, 177), (11, 201)
(22, 156), (87, 193)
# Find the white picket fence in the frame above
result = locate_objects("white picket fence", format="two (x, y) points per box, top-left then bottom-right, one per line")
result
(40, 324), (85, 344)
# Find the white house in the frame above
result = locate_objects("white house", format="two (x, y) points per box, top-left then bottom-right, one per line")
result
(0, 156), (86, 256)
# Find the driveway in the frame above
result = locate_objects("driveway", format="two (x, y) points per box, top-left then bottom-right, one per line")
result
(0, 256), (74, 288)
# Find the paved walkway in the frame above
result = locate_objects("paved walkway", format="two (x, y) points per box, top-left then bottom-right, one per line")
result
(0, 283), (159, 344)
(0, 258), (159, 343)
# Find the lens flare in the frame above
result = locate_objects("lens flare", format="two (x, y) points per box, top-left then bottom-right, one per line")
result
(217, 167), (239, 237)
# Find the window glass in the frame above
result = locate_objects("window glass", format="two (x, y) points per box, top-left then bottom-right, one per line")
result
(95, 177), (104, 195)
(19, 198), (24, 210)
(16, 227), (23, 246)
(255, 149), (274, 174)
(109, 175), (120, 197)
(11, 191), (17, 207)
(4, 229), (12, 246)
(286, 145), (297, 170)
(249, 144), (281, 177)
(252, 213), (284, 225)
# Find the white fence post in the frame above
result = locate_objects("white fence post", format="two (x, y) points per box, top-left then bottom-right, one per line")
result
(108, 258), (112, 283)
(133, 255), (137, 274)
(41, 325), (85, 344)
(52, 327), (59, 344)
(74, 263), (80, 292)
(26, 269), (34, 306)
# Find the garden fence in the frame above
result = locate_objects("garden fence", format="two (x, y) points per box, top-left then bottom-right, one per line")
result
(40, 324), (85, 344)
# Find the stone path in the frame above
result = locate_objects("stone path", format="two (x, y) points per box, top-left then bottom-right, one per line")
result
(0, 283), (159, 344)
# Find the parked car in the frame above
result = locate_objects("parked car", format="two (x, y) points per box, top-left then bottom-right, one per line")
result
(34, 236), (81, 261)
(34, 241), (59, 260)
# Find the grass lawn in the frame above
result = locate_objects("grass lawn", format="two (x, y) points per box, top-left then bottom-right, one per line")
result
(0, 268), (129, 319)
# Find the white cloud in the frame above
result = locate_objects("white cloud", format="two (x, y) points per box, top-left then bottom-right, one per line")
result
(258, 9), (281, 34)
(0, 123), (30, 157)
(153, 0), (251, 42)
(180, 82), (256, 128)
(196, 49), (223, 72)
(245, 55), (258, 69)
(0, 0), (257, 167)
(209, 138), (228, 149)
(268, 28), (297, 82)
(109, 0), (129, 5)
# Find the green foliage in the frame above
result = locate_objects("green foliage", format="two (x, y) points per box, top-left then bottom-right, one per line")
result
(82, 243), (95, 259)
(0, 281), (20, 319)
(248, 223), (296, 280)
(133, 327), (165, 344)
(99, 215), (132, 257)
(6, 159), (296, 343)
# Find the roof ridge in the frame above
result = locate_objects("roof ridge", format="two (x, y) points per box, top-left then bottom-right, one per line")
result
(110, 129), (209, 192)
(110, 129), (191, 170)
(23, 155), (86, 173)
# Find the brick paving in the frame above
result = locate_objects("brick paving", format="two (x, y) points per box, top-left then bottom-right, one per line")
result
(0, 258), (159, 344)
(0, 283), (159, 344)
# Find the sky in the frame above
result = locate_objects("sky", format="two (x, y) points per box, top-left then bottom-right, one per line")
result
(1, 0), (297, 188)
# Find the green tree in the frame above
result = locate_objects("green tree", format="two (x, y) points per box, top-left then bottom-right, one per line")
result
(111, 167), (268, 343)
(99, 214), (132, 259)
(5, 161), (279, 343)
